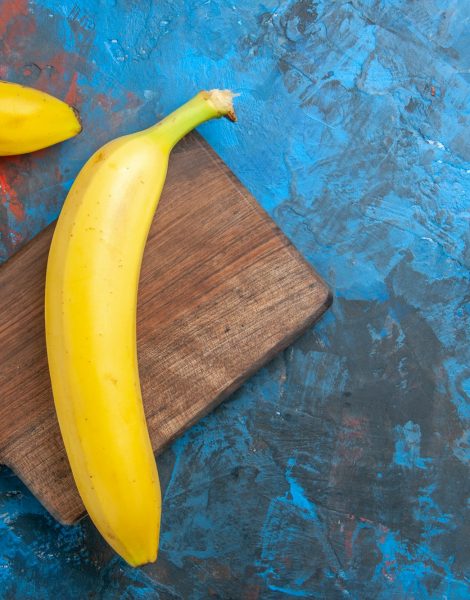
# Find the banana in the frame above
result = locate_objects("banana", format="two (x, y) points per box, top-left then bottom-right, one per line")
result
(45, 90), (236, 566)
(0, 80), (81, 155)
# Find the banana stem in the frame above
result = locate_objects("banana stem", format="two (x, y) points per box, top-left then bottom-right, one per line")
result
(147, 89), (236, 150)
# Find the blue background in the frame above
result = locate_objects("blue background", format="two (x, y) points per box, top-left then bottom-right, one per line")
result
(1, 0), (469, 597)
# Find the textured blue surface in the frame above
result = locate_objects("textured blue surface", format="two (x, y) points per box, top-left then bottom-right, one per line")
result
(1, 0), (470, 597)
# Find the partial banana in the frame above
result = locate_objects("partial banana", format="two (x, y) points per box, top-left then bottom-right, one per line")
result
(0, 80), (81, 155)
(45, 90), (236, 566)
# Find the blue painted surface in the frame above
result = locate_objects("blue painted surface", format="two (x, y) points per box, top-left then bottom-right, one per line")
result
(1, 0), (469, 597)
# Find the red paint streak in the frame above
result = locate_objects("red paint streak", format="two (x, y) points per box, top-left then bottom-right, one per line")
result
(110, 111), (125, 130)
(0, 65), (8, 78)
(341, 416), (367, 440)
(333, 415), (369, 465)
(338, 420), (366, 443)
(64, 71), (79, 106)
(344, 416), (364, 429)
(42, 52), (83, 104)
(48, 51), (68, 79)
(0, 0), (29, 38)
(0, 173), (25, 221)
(2, 6), (36, 52)
(125, 91), (142, 109)
(95, 93), (114, 111)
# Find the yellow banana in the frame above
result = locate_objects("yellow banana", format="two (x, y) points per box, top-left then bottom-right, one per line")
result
(45, 90), (236, 566)
(0, 80), (81, 155)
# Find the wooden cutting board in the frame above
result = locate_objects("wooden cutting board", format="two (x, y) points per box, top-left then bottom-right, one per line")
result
(0, 133), (331, 524)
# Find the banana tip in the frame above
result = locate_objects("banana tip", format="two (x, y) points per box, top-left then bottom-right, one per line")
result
(206, 89), (239, 122)
(71, 104), (83, 134)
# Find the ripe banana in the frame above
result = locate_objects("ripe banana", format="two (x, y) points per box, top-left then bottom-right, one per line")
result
(45, 90), (236, 566)
(0, 80), (81, 155)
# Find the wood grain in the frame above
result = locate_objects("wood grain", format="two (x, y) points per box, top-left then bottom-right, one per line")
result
(0, 133), (331, 524)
